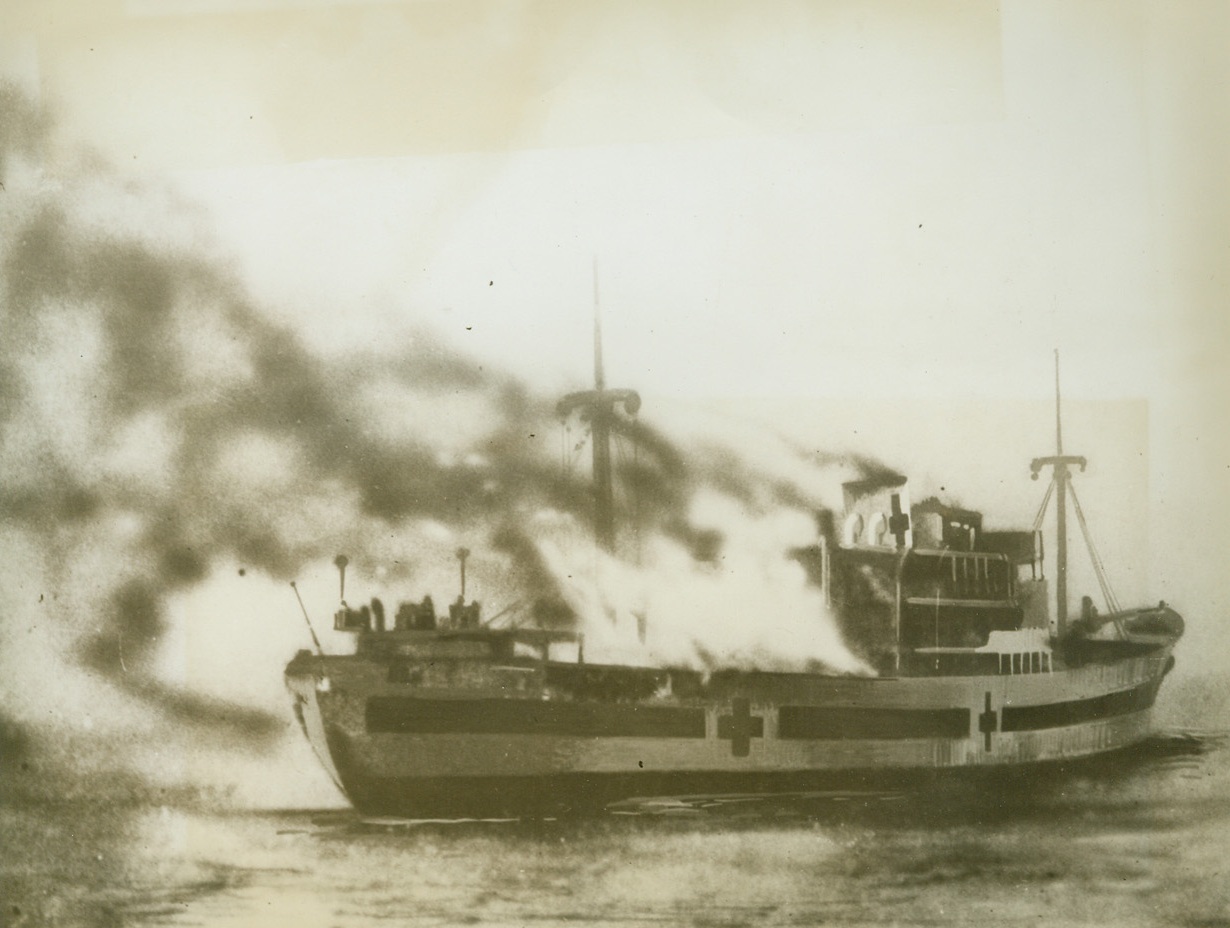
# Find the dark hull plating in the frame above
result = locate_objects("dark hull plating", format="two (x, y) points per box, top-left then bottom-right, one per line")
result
(309, 739), (1181, 819)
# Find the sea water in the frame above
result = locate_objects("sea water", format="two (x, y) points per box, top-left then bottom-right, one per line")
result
(5, 732), (1229, 926)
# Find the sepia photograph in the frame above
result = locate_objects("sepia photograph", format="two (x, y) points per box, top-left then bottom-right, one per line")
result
(1, 1), (1227, 925)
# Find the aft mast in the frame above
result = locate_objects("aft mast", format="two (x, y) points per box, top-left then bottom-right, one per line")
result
(556, 263), (641, 552)
(1030, 351), (1086, 638)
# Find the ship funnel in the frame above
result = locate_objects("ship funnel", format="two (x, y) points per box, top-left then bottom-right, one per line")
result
(334, 554), (349, 603)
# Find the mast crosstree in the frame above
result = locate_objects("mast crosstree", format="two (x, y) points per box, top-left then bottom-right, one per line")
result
(556, 265), (640, 552)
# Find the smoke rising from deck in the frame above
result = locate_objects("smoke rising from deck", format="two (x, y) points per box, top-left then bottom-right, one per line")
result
(532, 498), (871, 675)
(0, 85), (887, 801)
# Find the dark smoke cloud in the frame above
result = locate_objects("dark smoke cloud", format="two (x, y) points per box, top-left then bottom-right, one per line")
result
(0, 84), (50, 177)
(0, 191), (568, 685)
(0, 89), (550, 731)
(0, 85), (697, 732)
(1, 84), (889, 772)
(0, 709), (31, 785)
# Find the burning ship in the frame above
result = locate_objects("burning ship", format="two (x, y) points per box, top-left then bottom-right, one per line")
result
(285, 353), (1184, 817)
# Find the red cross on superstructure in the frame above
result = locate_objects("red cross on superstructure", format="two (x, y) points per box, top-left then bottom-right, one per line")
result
(889, 492), (911, 548)
(978, 691), (998, 751)
(717, 698), (764, 758)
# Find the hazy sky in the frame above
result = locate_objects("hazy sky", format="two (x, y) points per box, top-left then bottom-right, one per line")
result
(3, 1), (1218, 397)
(1, 0), (1226, 805)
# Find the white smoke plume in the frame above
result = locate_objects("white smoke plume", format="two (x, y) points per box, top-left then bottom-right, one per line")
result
(533, 491), (872, 675)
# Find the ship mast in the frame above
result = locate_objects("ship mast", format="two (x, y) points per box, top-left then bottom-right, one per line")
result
(557, 264), (641, 552)
(1030, 351), (1086, 637)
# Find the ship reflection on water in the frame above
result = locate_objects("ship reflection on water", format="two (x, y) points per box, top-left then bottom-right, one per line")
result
(6, 729), (1228, 927)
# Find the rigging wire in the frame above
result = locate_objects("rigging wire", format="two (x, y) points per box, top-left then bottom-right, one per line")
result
(482, 599), (525, 629)
(558, 418), (590, 479)
(1068, 481), (1122, 615)
(1032, 478), (1055, 533)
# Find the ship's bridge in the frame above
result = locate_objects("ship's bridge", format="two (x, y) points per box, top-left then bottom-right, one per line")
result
(821, 476), (1048, 674)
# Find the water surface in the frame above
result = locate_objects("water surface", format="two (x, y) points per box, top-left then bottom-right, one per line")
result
(5, 731), (1228, 927)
